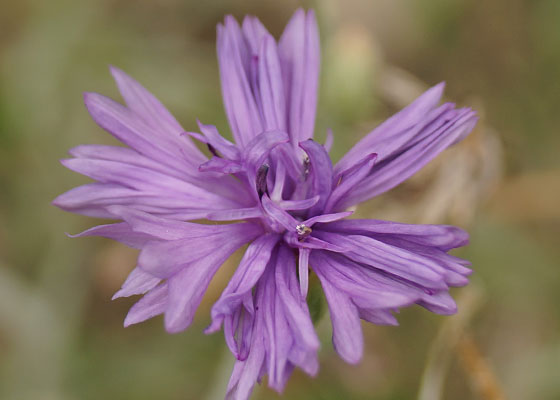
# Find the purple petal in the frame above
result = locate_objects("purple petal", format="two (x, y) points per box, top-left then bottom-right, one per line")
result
(279, 9), (320, 144)
(206, 207), (262, 222)
(69, 144), (193, 181)
(241, 15), (269, 55)
(417, 290), (457, 315)
(110, 206), (219, 240)
(226, 323), (266, 400)
(197, 121), (240, 160)
(298, 249), (310, 297)
(163, 225), (261, 333)
(278, 195), (320, 211)
(217, 17), (263, 147)
(198, 157), (243, 174)
(138, 222), (261, 279)
(207, 234), (279, 334)
(54, 181), (243, 221)
(284, 234), (350, 253)
(311, 251), (420, 310)
(261, 195), (298, 231)
(113, 267), (161, 299)
(335, 82), (446, 173)
(270, 161), (286, 201)
(359, 309), (398, 326)
(69, 221), (152, 249)
(257, 35), (287, 132)
(276, 246), (319, 351)
(325, 153), (377, 213)
(337, 109), (478, 208)
(371, 235), (471, 287)
(299, 139), (333, 215)
(314, 231), (449, 290)
(68, 141), (247, 206)
(124, 283), (168, 327)
(313, 264), (363, 364)
(223, 307), (254, 361)
(83, 92), (198, 175)
(60, 158), (227, 203)
(319, 219), (469, 251)
(324, 128), (333, 153)
(303, 211), (353, 227)
(109, 66), (206, 166)
(243, 130), (289, 170)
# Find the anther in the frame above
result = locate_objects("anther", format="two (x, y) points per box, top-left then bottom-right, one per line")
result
(296, 223), (312, 240)
(207, 144), (219, 158)
(256, 164), (270, 199)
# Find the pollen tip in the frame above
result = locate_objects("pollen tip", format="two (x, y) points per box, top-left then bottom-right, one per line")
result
(296, 223), (312, 240)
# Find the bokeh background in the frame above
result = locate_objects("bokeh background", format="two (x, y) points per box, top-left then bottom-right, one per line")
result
(1, 0), (559, 399)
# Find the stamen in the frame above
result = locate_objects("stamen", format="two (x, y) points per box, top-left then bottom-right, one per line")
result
(303, 155), (310, 177)
(256, 164), (270, 199)
(207, 144), (219, 158)
(296, 223), (312, 240)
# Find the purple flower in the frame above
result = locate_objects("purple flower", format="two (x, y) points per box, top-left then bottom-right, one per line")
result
(54, 8), (477, 400)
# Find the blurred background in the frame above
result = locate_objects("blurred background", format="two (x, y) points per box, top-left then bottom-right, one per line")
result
(1, 0), (559, 399)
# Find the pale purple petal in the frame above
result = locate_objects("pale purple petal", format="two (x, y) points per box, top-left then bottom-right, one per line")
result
(83, 92), (198, 175)
(60, 158), (238, 208)
(417, 290), (457, 315)
(278, 195), (319, 211)
(279, 9), (320, 144)
(242, 130), (289, 171)
(198, 157), (243, 174)
(113, 267), (161, 300)
(124, 283), (168, 327)
(335, 82), (446, 173)
(109, 66), (206, 166)
(303, 211), (353, 227)
(337, 109), (478, 208)
(68, 221), (152, 249)
(313, 264), (363, 364)
(110, 205), (222, 240)
(196, 121), (241, 160)
(298, 249), (310, 297)
(314, 231), (449, 290)
(324, 128), (333, 153)
(270, 161), (286, 201)
(226, 322), (265, 400)
(257, 35), (287, 132)
(276, 246), (319, 352)
(261, 195), (298, 231)
(299, 139), (333, 215)
(217, 18), (263, 147)
(319, 219), (470, 251)
(284, 234), (351, 253)
(241, 15), (269, 55)
(163, 224), (261, 333)
(138, 222), (261, 279)
(325, 153), (377, 212)
(359, 309), (398, 326)
(206, 207), (262, 222)
(207, 234), (279, 334)
(369, 235), (471, 286)
(69, 144), (193, 181)
(311, 251), (420, 310)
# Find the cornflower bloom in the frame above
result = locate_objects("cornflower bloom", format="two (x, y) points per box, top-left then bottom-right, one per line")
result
(54, 8), (477, 399)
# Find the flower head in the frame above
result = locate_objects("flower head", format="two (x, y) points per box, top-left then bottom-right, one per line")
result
(54, 8), (477, 400)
